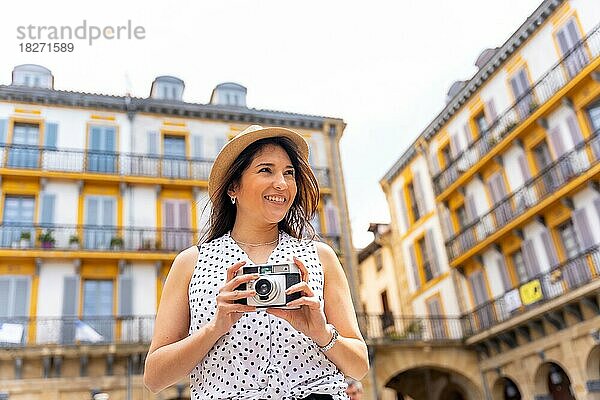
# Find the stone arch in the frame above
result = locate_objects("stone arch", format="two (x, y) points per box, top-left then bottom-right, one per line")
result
(587, 345), (600, 381)
(491, 376), (522, 400)
(384, 365), (481, 400)
(533, 360), (576, 400)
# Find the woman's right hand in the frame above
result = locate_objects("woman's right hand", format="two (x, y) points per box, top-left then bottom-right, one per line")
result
(211, 261), (258, 337)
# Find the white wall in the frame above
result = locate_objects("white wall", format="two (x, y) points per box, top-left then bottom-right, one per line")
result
(131, 263), (157, 315)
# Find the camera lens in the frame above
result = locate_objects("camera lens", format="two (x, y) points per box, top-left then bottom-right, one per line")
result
(255, 279), (273, 296)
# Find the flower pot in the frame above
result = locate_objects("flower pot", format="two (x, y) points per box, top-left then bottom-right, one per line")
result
(20, 239), (31, 248)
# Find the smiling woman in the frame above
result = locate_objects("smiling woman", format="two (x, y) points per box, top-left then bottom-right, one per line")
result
(143, 125), (369, 399)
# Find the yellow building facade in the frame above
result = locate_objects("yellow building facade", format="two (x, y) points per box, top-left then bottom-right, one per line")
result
(358, 0), (600, 399)
(0, 67), (357, 399)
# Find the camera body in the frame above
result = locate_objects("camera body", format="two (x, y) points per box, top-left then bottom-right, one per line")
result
(234, 263), (301, 308)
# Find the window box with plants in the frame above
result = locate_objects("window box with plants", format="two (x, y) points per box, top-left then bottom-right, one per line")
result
(110, 236), (124, 250)
(69, 235), (80, 249)
(38, 230), (56, 249)
(19, 231), (32, 248)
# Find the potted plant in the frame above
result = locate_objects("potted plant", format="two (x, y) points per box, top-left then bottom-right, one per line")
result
(20, 231), (32, 248)
(110, 236), (124, 250)
(38, 229), (56, 249)
(68, 235), (80, 249)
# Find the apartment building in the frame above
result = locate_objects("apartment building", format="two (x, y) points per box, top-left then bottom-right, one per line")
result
(0, 65), (357, 399)
(358, 0), (600, 399)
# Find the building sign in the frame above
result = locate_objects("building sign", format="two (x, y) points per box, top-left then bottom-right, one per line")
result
(520, 279), (543, 305)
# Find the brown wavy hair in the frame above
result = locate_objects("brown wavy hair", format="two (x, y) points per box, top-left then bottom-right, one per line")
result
(200, 137), (319, 243)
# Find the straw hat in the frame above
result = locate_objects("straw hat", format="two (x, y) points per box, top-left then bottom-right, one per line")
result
(208, 125), (310, 198)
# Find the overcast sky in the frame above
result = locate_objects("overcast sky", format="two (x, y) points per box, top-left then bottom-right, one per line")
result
(1, 0), (543, 248)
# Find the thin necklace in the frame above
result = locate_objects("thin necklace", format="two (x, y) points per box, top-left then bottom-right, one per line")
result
(231, 233), (279, 247)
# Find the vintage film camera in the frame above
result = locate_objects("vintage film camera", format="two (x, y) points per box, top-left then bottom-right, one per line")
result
(234, 263), (302, 308)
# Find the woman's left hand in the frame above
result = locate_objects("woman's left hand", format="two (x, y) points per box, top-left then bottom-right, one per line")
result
(266, 257), (331, 346)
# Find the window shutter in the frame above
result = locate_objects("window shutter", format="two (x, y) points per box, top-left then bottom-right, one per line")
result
(192, 135), (203, 159)
(430, 152), (440, 175)
(215, 137), (225, 156)
(440, 204), (454, 239)
(521, 240), (540, 278)
(164, 201), (175, 228)
(397, 189), (410, 233)
(118, 275), (133, 316)
(463, 123), (473, 144)
(425, 229), (441, 277)
(566, 115), (584, 147)
(86, 197), (99, 225)
(548, 127), (567, 158)
(426, 297), (442, 316)
(13, 277), (29, 317)
(0, 119), (7, 144)
(61, 276), (79, 316)
(44, 123), (58, 149)
(147, 131), (158, 156)
(179, 202), (190, 229)
(105, 127), (116, 152)
(595, 197), (600, 227)
(449, 133), (460, 158)
(324, 199), (340, 235)
(90, 127), (102, 150)
(469, 271), (488, 306)
(572, 208), (595, 249)
(102, 198), (115, 226)
(488, 173), (506, 205)
(0, 278), (11, 317)
(496, 256), (512, 291)
(517, 154), (531, 181)
(541, 229), (559, 268)
(40, 193), (56, 226)
(409, 245), (421, 289)
(485, 99), (498, 124)
(556, 29), (570, 55)
(61, 275), (79, 344)
(465, 194), (478, 223)
(412, 171), (427, 216)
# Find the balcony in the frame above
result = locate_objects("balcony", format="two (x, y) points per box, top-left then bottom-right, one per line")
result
(433, 24), (600, 197)
(357, 314), (468, 344)
(465, 245), (600, 336)
(0, 224), (342, 256)
(0, 144), (332, 188)
(446, 129), (600, 262)
(0, 315), (154, 347)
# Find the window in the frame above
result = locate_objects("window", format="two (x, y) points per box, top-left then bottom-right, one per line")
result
(475, 113), (488, 135)
(380, 290), (393, 329)
(417, 236), (434, 282)
(9, 123), (40, 168)
(163, 200), (192, 251)
(0, 276), (30, 344)
(406, 182), (420, 221)
(426, 296), (446, 339)
(82, 279), (114, 342)
(456, 205), (468, 230)
(511, 250), (529, 284)
(1, 196), (35, 247)
(557, 220), (581, 260)
(441, 145), (452, 168)
(556, 18), (588, 78)
(533, 140), (552, 171)
(163, 135), (187, 179)
(510, 68), (534, 119)
(588, 102), (600, 133)
(163, 136), (185, 158)
(375, 250), (383, 272)
(87, 126), (116, 173)
(84, 196), (116, 249)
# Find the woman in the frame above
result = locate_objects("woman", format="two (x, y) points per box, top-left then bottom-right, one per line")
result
(143, 125), (369, 399)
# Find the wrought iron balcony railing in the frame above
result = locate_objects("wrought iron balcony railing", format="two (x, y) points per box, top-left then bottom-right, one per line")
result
(2, 248), (597, 347)
(0, 223), (342, 254)
(433, 24), (600, 196)
(446, 130), (600, 261)
(0, 144), (332, 188)
(357, 314), (469, 342)
(0, 223), (199, 252)
(465, 245), (600, 335)
(0, 315), (154, 347)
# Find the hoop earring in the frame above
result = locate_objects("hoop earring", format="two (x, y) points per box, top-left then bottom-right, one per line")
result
(230, 196), (236, 205)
